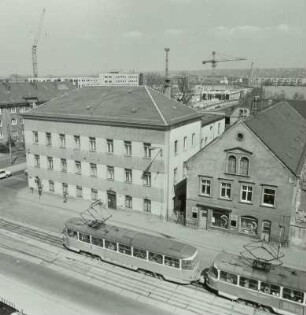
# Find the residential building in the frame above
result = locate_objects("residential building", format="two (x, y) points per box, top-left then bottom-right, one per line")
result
(23, 86), (210, 219)
(0, 81), (76, 144)
(185, 101), (306, 244)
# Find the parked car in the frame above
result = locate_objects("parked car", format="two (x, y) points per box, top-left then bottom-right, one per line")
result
(0, 169), (12, 179)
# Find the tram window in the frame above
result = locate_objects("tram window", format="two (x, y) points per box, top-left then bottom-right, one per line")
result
(260, 282), (280, 296)
(148, 252), (163, 264)
(92, 237), (104, 247)
(282, 288), (304, 303)
(133, 248), (147, 260)
(164, 256), (179, 268)
(67, 229), (78, 239)
(220, 271), (237, 284)
(118, 244), (132, 256)
(209, 266), (218, 279)
(105, 240), (117, 251)
(79, 233), (90, 243)
(239, 276), (258, 290)
(182, 259), (195, 270)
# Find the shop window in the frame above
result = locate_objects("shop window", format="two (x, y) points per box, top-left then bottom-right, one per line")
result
(192, 207), (198, 219)
(239, 216), (258, 236)
(220, 271), (237, 285)
(211, 211), (229, 229)
(239, 276), (258, 290)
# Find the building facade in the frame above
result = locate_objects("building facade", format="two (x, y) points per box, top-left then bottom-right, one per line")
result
(23, 86), (217, 219)
(185, 101), (306, 244)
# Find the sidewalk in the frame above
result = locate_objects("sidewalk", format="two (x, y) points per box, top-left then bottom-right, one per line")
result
(15, 186), (306, 271)
(4, 162), (26, 174)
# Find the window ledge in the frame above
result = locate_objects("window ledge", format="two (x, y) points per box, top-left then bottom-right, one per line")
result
(224, 172), (249, 178)
(218, 197), (232, 201)
(238, 201), (253, 205)
(198, 194), (212, 198)
(260, 204), (276, 209)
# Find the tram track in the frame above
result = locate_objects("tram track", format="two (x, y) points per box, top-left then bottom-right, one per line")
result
(0, 218), (272, 315)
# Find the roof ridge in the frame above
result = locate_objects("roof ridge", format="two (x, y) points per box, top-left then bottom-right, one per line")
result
(145, 86), (168, 126)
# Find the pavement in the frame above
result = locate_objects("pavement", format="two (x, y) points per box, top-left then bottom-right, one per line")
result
(13, 183), (306, 272)
(1, 162), (26, 175)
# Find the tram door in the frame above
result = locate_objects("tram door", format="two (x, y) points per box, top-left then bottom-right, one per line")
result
(107, 191), (117, 209)
(261, 221), (271, 242)
(198, 207), (207, 230)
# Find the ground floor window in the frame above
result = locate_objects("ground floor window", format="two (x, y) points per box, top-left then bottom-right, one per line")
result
(239, 216), (258, 236)
(143, 198), (151, 212)
(211, 210), (229, 229)
(76, 186), (83, 198)
(91, 188), (97, 201)
(49, 180), (54, 192)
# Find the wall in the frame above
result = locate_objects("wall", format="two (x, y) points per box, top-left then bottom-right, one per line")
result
(200, 118), (225, 148)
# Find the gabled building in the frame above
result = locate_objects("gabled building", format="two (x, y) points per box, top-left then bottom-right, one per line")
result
(185, 101), (306, 244)
(23, 86), (215, 219)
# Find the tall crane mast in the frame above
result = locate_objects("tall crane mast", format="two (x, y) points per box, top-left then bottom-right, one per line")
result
(202, 51), (246, 88)
(32, 8), (46, 78)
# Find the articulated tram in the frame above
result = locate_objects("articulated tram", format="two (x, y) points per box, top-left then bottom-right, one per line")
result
(205, 253), (306, 315)
(62, 217), (201, 284)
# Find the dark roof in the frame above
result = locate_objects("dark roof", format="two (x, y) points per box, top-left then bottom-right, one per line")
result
(287, 100), (306, 120)
(23, 86), (201, 129)
(65, 217), (197, 259)
(214, 252), (306, 291)
(0, 81), (76, 106)
(245, 101), (306, 176)
(201, 113), (225, 126)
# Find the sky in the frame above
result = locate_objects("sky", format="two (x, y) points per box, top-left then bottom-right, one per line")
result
(0, 0), (305, 76)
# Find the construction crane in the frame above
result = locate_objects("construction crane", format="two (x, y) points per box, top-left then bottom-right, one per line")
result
(32, 8), (46, 78)
(202, 51), (246, 88)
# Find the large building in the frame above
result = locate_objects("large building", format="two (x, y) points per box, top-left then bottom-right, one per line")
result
(185, 101), (306, 244)
(23, 86), (224, 219)
(0, 81), (76, 144)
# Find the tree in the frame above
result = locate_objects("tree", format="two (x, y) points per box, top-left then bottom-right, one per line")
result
(143, 72), (165, 92)
(175, 74), (195, 105)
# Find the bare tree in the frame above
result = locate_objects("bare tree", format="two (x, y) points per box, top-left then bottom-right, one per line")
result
(175, 74), (195, 105)
(143, 72), (165, 92)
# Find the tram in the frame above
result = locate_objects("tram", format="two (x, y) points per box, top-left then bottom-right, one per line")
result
(62, 217), (201, 284)
(205, 252), (306, 315)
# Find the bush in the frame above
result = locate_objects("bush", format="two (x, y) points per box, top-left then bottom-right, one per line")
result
(0, 143), (9, 153)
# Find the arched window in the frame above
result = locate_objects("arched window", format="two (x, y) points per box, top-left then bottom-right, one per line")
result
(227, 155), (236, 174)
(240, 157), (249, 176)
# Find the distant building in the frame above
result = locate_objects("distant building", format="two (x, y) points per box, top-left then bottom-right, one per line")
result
(185, 101), (306, 245)
(0, 81), (76, 144)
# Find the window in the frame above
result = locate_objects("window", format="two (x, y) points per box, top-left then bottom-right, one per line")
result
(144, 198), (151, 212)
(183, 137), (187, 150)
(61, 159), (67, 172)
(46, 132), (52, 146)
(220, 182), (231, 199)
(92, 237), (103, 247)
(133, 248), (147, 260)
(148, 252), (163, 264)
(262, 188), (276, 206)
(0, 120), (2, 127)
(76, 186), (82, 198)
(239, 157), (249, 176)
(191, 133), (195, 146)
(118, 244), (132, 255)
(200, 178), (211, 196)
(239, 276), (258, 291)
(183, 163), (187, 178)
(79, 233), (90, 243)
(33, 131), (38, 144)
(47, 157), (53, 170)
(107, 139), (113, 153)
(164, 256), (179, 268)
(62, 183), (68, 194)
(90, 163), (97, 177)
(209, 266), (218, 279)
(240, 216), (258, 236)
(211, 211), (229, 229)
(125, 169), (132, 183)
(173, 168), (178, 184)
(20, 118), (24, 125)
(124, 195), (133, 209)
(174, 140), (178, 155)
(144, 143), (151, 158)
(181, 259), (196, 270)
(105, 240), (117, 251)
(218, 122), (221, 135)
(91, 188), (98, 200)
(107, 166), (114, 180)
(49, 180), (54, 192)
(89, 137), (96, 151)
(260, 282), (280, 296)
(67, 229), (77, 239)
(10, 107), (16, 113)
(34, 155), (40, 167)
(11, 119), (17, 125)
(241, 184), (253, 202)
(143, 172), (151, 186)
(75, 161), (81, 174)
(74, 135), (80, 149)
(124, 141), (132, 156)
(59, 134), (66, 148)
(227, 155), (236, 173)
(282, 288), (304, 303)
(220, 271), (238, 285)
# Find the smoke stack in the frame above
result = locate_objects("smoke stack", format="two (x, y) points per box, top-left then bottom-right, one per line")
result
(164, 48), (171, 98)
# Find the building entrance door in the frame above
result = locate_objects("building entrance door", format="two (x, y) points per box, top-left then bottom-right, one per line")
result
(198, 207), (207, 230)
(261, 221), (271, 242)
(107, 191), (116, 209)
